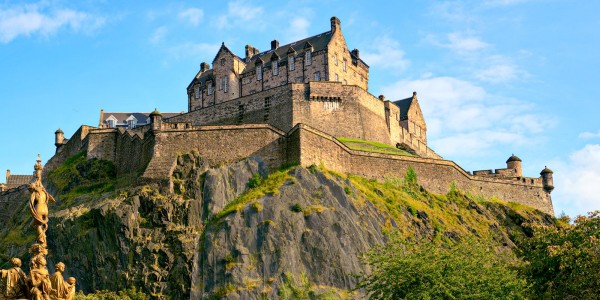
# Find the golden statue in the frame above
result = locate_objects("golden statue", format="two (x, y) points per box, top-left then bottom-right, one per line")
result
(0, 258), (27, 299)
(27, 256), (52, 300)
(49, 263), (71, 300)
(27, 155), (55, 246)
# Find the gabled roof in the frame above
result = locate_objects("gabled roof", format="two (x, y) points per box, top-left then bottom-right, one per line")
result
(240, 31), (333, 74)
(188, 69), (215, 90)
(102, 112), (181, 127)
(6, 175), (33, 188)
(393, 97), (413, 120)
(212, 43), (243, 64)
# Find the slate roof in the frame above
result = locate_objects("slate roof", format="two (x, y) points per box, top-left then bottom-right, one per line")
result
(188, 69), (214, 90)
(240, 31), (333, 75)
(393, 97), (413, 120)
(102, 112), (181, 128)
(6, 175), (33, 188)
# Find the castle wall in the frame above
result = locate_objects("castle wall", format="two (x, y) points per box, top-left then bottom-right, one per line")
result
(44, 126), (93, 174)
(168, 84), (295, 132)
(326, 27), (368, 90)
(142, 124), (288, 188)
(295, 125), (553, 214)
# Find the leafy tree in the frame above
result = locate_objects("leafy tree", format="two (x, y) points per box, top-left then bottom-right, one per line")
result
(518, 210), (600, 299)
(357, 233), (528, 299)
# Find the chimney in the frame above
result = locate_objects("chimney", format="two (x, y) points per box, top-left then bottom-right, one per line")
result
(6, 170), (10, 182)
(271, 40), (279, 50)
(351, 49), (360, 59)
(330, 16), (341, 33)
(245, 45), (259, 59)
(200, 62), (210, 72)
(379, 95), (385, 101)
(99, 109), (104, 127)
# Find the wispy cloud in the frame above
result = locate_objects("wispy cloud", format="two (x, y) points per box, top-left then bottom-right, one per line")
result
(381, 76), (553, 159)
(149, 26), (167, 44)
(552, 144), (600, 216)
(426, 32), (489, 53)
(475, 55), (529, 83)
(214, 0), (265, 30)
(284, 17), (310, 44)
(362, 36), (410, 71)
(0, 3), (105, 43)
(579, 130), (600, 139)
(178, 8), (204, 27)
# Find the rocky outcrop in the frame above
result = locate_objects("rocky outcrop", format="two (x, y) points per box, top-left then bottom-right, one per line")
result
(0, 153), (553, 299)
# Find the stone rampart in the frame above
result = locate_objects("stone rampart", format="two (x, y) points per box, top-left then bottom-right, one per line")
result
(293, 124), (553, 214)
(45, 125), (93, 174)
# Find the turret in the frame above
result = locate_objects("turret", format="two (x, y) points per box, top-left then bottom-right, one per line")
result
(6, 169), (10, 183)
(55, 128), (64, 146)
(506, 154), (522, 177)
(540, 166), (554, 193)
(150, 108), (162, 131)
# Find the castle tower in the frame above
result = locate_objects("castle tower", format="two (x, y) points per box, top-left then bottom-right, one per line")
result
(540, 166), (554, 193)
(150, 108), (162, 132)
(506, 154), (522, 177)
(6, 169), (10, 183)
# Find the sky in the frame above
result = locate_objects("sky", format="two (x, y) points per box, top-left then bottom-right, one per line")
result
(0, 0), (599, 217)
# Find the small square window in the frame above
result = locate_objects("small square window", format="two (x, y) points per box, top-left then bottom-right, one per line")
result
(314, 71), (321, 81)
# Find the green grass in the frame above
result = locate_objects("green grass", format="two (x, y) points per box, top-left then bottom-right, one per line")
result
(336, 137), (414, 156)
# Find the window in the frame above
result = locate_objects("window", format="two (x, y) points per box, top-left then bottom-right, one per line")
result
(335, 74), (339, 82)
(257, 65), (262, 80)
(314, 71), (321, 81)
(220, 58), (226, 66)
(343, 79), (347, 85)
(207, 82), (213, 95)
(296, 76), (303, 83)
(343, 59), (347, 71)
(127, 119), (137, 129)
(288, 56), (295, 71)
(273, 61), (278, 75)
(334, 53), (338, 65)
(305, 51), (312, 65)
(223, 77), (228, 92)
(219, 78), (224, 90)
(194, 86), (200, 98)
(107, 119), (115, 128)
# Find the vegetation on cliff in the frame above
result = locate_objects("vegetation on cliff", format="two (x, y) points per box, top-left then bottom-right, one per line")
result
(3, 152), (596, 299)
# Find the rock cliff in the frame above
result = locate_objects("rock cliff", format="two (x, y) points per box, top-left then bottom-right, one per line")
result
(0, 152), (553, 299)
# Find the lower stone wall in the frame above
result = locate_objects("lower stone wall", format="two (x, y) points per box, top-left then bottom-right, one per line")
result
(142, 124), (288, 189)
(295, 125), (553, 215)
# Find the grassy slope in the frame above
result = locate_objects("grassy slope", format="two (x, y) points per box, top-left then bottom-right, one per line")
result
(336, 137), (415, 156)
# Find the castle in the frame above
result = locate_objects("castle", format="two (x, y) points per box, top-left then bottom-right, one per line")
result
(1, 17), (555, 214)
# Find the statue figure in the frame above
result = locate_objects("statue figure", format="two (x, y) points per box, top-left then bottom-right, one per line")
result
(28, 256), (51, 300)
(65, 278), (75, 300)
(0, 257), (27, 299)
(27, 155), (55, 246)
(49, 263), (68, 300)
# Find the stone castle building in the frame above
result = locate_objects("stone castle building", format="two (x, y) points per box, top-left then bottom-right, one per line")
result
(1, 17), (554, 214)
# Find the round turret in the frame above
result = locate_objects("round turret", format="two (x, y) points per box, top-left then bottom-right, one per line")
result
(506, 154), (522, 177)
(540, 166), (554, 193)
(150, 108), (163, 131)
(55, 128), (64, 146)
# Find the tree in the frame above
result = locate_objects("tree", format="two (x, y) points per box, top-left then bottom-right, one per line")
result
(518, 210), (600, 299)
(357, 234), (528, 299)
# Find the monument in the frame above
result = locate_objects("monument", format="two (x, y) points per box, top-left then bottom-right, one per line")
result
(0, 156), (75, 300)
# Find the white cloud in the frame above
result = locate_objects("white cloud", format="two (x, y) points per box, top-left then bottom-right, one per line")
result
(484, 0), (529, 7)
(215, 0), (265, 30)
(475, 55), (529, 83)
(178, 8), (204, 26)
(149, 26), (167, 44)
(552, 144), (600, 216)
(381, 76), (552, 158)
(361, 36), (409, 71)
(0, 3), (105, 43)
(284, 17), (310, 44)
(579, 130), (600, 139)
(426, 32), (489, 53)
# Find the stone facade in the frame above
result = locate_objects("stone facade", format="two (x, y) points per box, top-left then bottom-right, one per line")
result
(23, 16), (554, 215)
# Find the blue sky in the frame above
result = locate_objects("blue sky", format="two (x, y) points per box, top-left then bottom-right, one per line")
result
(1, 0), (598, 217)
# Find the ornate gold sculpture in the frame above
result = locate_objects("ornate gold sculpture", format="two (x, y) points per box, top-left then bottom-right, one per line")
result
(2, 156), (76, 300)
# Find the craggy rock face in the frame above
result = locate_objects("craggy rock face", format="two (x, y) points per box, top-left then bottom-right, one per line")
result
(0, 153), (553, 299)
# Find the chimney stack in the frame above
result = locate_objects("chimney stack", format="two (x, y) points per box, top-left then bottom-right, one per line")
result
(6, 170), (10, 182)
(351, 49), (360, 59)
(379, 95), (385, 101)
(245, 45), (259, 59)
(330, 16), (341, 33)
(200, 62), (210, 72)
(271, 40), (279, 50)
